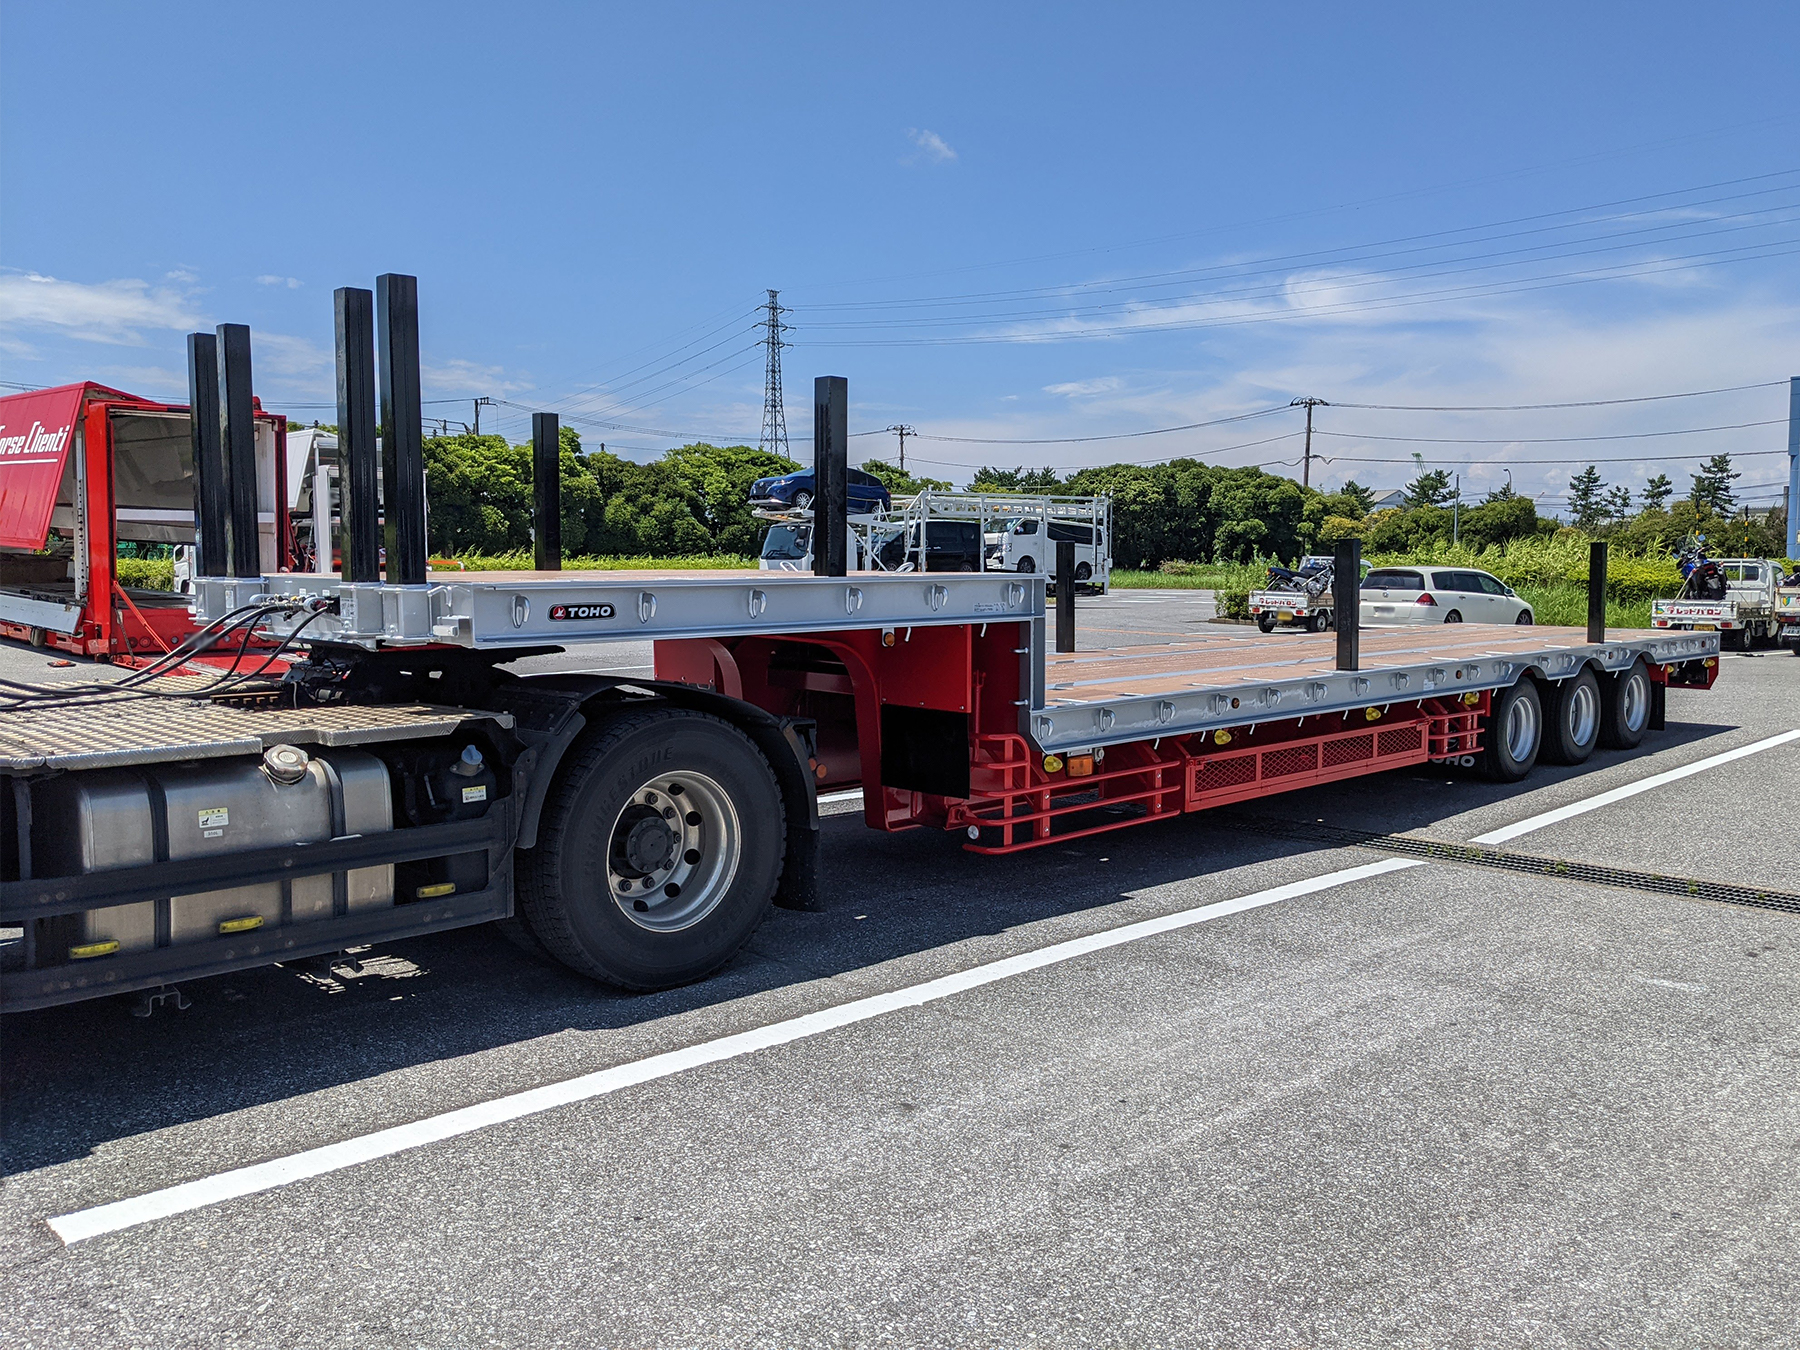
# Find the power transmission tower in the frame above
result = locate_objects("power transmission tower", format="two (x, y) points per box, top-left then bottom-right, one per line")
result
(1290, 396), (1329, 489)
(886, 424), (916, 474)
(759, 290), (791, 458)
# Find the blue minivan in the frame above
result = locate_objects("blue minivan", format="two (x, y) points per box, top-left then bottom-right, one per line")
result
(748, 467), (891, 514)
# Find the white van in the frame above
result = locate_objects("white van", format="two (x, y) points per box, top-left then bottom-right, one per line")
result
(986, 517), (1107, 581)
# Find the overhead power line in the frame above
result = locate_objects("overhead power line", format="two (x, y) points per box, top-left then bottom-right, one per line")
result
(1322, 448), (1791, 467)
(913, 405), (1293, 445)
(1314, 418), (1785, 445)
(1329, 380), (1788, 411)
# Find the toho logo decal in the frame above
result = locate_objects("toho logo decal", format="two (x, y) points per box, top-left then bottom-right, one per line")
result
(547, 603), (616, 621)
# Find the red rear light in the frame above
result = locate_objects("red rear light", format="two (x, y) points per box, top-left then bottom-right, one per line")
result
(1415, 593), (1436, 605)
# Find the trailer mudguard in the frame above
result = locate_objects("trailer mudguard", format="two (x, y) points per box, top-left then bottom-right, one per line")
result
(492, 674), (823, 912)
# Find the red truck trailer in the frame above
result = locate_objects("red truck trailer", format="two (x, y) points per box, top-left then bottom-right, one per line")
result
(0, 278), (1722, 1012)
(0, 382), (289, 658)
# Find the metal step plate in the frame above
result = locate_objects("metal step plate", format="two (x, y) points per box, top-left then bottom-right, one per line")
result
(0, 698), (507, 771)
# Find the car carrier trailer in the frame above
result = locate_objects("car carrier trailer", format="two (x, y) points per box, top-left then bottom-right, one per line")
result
(0, 280), (1722, 1012)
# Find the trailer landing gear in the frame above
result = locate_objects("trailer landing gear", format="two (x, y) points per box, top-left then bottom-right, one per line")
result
(517, 708), (785, 991)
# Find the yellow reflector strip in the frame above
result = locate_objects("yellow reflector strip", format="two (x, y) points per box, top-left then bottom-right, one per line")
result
(69, 940), (121, 960)
(218, 915), (264, 935)
(415, 882), (457, 899)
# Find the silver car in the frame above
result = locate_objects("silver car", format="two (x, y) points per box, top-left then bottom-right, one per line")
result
(1360, 567), (1534, 625)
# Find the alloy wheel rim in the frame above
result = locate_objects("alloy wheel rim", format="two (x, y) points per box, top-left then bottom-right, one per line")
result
(1621, 672), (1649, 732)
(1567, 682), (1599, 747)
(1506, 694), (1539, 761)
(606, 770), (742, 933)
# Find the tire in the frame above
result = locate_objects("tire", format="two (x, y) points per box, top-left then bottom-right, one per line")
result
(1481, 678), (1543, 782)
(1515, 609), (1533, 625)
(1310, 611), (1330, 632)
(1443, 609), (1463, 623)
(1257, 612), (1277, 633)
(1724, 627), (1748, 651)
(1599, 657), (1652, 751)
(792, 491), (813, 511)
(1017, 556), (1035, 573)
(1541, 668), (1602, 766)
(517, 708), (785, 991)
(1075, 562), (1092, 581)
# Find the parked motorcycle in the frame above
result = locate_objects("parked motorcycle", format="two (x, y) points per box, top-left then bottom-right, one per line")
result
(1677, 535), (1728, 601)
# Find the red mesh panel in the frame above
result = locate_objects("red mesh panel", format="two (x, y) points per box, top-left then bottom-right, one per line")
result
(1261, 745), (1318, 779)
(1377, 725), (1424, 757)
(1322, 733), (1375, 767)
(1193, 754), (1257, 792)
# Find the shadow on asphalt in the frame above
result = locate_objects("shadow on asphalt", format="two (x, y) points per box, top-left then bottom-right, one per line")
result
(0, 714), (1745, 1173)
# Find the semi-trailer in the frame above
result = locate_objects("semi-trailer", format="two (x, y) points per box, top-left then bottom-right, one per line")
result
(0, 277), (1722, 1012)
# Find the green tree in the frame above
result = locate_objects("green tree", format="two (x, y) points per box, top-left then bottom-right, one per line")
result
(661, 443), (800, 555)
(1689, 454), (1739, 516)
(1603, 485), (1632, 522)
(1483, 480), (1518, 503)
(861, 458), (952, 496)
(1460, 494), (1539, 550)
(970, 465), (1065, 493)
(1332, 480), (1375, 515)
(1642, 473), (1673, 510)
(1567, 465), (1606, 529)
(1403, 469), (1455, 508)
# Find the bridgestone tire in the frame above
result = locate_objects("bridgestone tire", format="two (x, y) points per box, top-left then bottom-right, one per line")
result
(518, 708), (785, 991)
(1481, 678), (1542, 782)
(1598, 658), (1652, 751)
(1541, 668), (1602, 766)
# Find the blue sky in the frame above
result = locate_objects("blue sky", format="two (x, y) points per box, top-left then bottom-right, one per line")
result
(4, 1), (1797, 513)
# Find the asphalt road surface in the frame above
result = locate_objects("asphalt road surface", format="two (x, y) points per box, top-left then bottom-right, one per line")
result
(4, 591), (1798, 1348)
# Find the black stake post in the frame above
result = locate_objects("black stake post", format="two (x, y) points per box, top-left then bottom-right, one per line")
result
(334, 287), (381, 584)
(376, 273), (428, 585)
(1055, 540), (1077, 653)
(186, 332), (228, 578)
(1587, 540), (1608, 644)
(813, 375), (849, 577)
(215, 324), (261, 578)
(532, 412), (562, 571)
(1334, 537), (1361, 671)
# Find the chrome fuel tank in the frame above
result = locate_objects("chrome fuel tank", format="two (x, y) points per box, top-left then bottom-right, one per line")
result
(33, 747), (393, 960)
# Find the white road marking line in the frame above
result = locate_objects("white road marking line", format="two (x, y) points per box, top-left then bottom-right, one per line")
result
(47, 856), (1424, 1245)
(1472, 728), (1800, 845)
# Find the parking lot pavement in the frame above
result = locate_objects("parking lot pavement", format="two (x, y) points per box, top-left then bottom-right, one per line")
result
(3, 599), (1797, 1348)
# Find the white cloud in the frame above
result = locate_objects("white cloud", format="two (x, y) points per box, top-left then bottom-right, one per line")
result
(0, 270), (201, 345)
(904, 128), (957, 164)
(165, 267), (199, 283)
(1044, 377), (1123, 397)
(257, 275), (303, 289)
(422, 356), (534, 396)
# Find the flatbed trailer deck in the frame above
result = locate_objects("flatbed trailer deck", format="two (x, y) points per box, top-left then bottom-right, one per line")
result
(0, 276), (1725, 1012)
(3, 564), (1718, 1010)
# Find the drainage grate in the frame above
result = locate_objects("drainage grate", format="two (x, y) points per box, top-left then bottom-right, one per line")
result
(1243, 818), (1800, 917)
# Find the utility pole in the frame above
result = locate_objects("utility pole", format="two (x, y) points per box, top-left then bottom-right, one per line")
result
(1787, 376), (1798, 560)
(473, 396), (493, 435)
(1453, 473), (1460, 546)
(759, 290), (791, 458)
(1291, 396), (1328, 489)
(886, 424), (916, 475)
